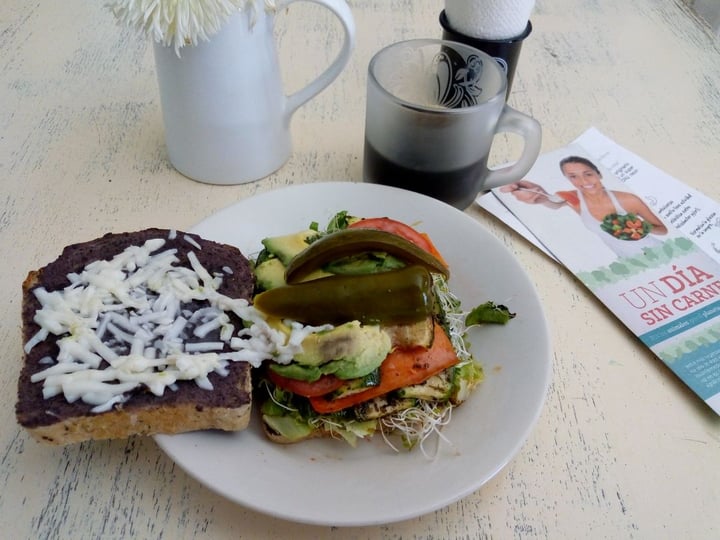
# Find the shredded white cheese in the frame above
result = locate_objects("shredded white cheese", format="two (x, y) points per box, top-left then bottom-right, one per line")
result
(25, 237), (331, 413)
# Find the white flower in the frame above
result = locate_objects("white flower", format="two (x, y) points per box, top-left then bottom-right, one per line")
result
(106, 0), (276, 54)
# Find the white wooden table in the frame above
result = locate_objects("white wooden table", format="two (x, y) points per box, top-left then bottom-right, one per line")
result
(1, 1), (719, 538)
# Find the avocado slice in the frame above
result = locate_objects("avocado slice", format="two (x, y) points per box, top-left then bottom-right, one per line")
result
(254, 257), (286, 291)
(269, 321), (393, 382)
(269, 362), (323, 382)
(261, 229), (320, 266)
(295, 321), (391, 369)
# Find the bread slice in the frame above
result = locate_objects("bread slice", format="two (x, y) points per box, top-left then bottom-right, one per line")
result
(16, 228), (255, 445)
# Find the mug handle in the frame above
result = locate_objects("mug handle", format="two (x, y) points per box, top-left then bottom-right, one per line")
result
(279, 0), (356, 119)
(482, 106), (542, 190)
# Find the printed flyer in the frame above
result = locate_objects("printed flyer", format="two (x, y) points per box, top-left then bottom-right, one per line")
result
(479, 128), (720, 415)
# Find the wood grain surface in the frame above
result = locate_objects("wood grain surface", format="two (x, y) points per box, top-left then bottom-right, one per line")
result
(1, 0), (719, 538)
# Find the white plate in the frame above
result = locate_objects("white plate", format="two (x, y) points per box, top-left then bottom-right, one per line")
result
(155, 181), (551, 526)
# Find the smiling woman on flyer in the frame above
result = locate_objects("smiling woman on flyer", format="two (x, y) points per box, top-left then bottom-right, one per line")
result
(501, 155), (668, 258)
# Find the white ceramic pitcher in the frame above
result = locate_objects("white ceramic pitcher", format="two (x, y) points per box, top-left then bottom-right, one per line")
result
(153, 0), (355, 185)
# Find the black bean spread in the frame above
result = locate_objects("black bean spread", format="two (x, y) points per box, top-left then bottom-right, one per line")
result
(16, 229), (255, 428)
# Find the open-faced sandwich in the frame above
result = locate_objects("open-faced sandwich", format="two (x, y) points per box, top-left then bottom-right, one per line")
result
(250, 212), (514, 450)
(16, 228), (257, 444)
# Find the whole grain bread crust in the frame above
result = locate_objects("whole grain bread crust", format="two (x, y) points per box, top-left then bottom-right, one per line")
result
(30, 397), (252, 445)
(17, 228), (255, 445)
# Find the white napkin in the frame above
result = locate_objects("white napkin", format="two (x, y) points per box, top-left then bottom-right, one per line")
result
(445, 0), (535, 40)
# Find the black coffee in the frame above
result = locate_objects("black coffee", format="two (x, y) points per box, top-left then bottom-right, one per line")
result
(363, 139), (487, 209)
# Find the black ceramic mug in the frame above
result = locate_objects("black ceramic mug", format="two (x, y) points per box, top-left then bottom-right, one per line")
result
(439, 10), (532, 97)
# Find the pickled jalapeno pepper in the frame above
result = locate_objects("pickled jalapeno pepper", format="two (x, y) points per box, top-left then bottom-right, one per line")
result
(253, 265), (435, 325)
(284, 228), (449, 284)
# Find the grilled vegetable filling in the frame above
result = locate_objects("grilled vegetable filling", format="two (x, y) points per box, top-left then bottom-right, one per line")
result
(253, 211), (510, 451)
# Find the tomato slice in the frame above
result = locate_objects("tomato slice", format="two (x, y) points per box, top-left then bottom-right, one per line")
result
(308, 323), (459, 414)
(267, 370), (345, 398)
(348, 217), (448, 267)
